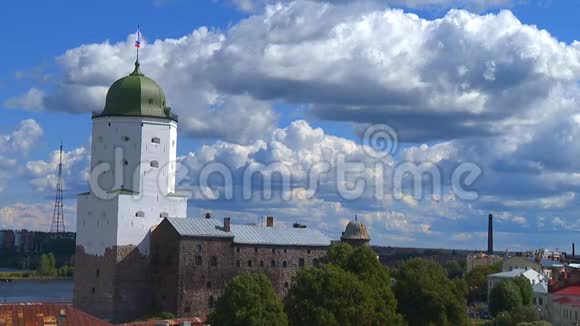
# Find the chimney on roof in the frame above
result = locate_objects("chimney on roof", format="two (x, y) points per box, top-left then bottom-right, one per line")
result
(266, 216), (274, 227)
(205, 212), (211, 219)
(224, 217), (231, 232)
(487, 213), (493, 254)
(293, 222), (306, 229)
(573, 243), (576, 256)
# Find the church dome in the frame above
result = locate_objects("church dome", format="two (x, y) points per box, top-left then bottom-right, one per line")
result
(341, 218), (370, 241)
(100, 61), (174, 120)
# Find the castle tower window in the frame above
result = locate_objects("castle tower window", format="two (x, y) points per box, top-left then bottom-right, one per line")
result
(237, 247), (240, 253)
(299, 258), (305, 267)
(254, 247), (258, 253)
(236, 260), (241, 267)
(122, 136), (130, 142)
(160, 212), (169, 219)
(247, 260), (253, 267)
(259, 260), (264, 267)
(151, 137), (161, 144)
(123, 159), (129, 166)
(284, 282), (289, 288)
(96, 269), (100, 277)
(194, 256), (202, 266)
(271, 260), (276, 267)
(283, 261), (288, 268)
(284, 249), (287, 253)
(207, 281), (212, 289)
(307, 249), (311, 254)
(150, 160), (159, 168)
(210, 256), (218, 267)
(135, 211), (145, 217)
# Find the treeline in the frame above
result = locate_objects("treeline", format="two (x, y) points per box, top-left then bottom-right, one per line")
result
(37, 253), (73, 277)
(206, 244), (550, 326)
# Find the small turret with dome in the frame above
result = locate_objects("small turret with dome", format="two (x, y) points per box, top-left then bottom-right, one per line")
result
(341, 215), (370, 247)
(95, 60), (176, 121)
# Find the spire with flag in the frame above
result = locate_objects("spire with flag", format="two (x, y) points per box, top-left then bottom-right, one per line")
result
(134, 25), (141, 63)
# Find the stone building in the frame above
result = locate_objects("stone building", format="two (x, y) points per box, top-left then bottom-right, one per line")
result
(73, 60), (187, 322)
(150, 216), (331, 317)
(340, 216), (370, 247)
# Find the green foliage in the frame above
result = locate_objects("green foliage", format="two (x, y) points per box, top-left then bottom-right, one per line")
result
(394, 258), (468, 326)
(489, 280), (523, 317)
(493, 305), (540, 326)
(515, 322), (552, 326)
(466, 264), (502, 303)
(285, 265), (402, 326)
(209, 273), (288, 326)
(512, 277), (534, 306)
(37, 253), (57, 276)
(445, 260), (465, 279)
(158, 312), (176, 319)
(285, 243), (404, 326)
(57, 265), (73, 277)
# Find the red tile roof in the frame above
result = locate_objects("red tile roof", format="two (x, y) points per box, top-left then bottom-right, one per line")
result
(0, 302), (112, 326)
(552, 285), (580, 296)
(553, 296), (580, 307)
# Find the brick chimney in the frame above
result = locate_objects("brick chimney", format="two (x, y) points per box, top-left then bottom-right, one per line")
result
(266, 216), (274, 227)
(224, 217), (231, 232)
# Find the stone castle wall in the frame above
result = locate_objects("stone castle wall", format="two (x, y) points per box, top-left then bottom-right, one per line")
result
(150, 222), (327, 318)
(74, 245), (151, 323)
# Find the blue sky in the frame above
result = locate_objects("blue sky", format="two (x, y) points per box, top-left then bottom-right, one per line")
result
(1, 0), (580, 251)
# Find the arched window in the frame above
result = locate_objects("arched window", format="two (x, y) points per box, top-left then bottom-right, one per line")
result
(271, 260), (276, 267)
(135, 211), (145, 218)
(299, 258), (305, 267)
(259, 260), (264, 267)
(150, 160), (159, 168)
(283, 261), (288, 268)
(159, 212), (169, 219)
(284, 282), (289, 288)
(247, 260), (253, 267)
(151, 137), (161, 144)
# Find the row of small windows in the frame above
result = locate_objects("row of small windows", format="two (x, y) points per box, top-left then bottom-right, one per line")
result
(123, 159), (159, 168)
(235, 247), (312, 255)
(193, 256), (218, 267)
(134, 211), (169, 218)
(233, 258), (315, 268)
(98, 135), (162, 145)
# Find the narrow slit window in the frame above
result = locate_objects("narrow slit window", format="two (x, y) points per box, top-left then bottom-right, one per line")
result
(135, 211), (145, 217)
(159, 212), (169, 219)
(151, 137), (161, 144)
(150, 160), (159, 168)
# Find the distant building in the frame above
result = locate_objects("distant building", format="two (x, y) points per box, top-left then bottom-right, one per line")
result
(502, 256), (541, 273)
(466, 252), (503, 272)
(487, 269), (547, 303)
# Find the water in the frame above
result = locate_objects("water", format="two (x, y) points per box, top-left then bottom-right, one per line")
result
(0, 280), (73, 303)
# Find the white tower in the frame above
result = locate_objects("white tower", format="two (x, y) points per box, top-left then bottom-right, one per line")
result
(74, 61), (187, 322)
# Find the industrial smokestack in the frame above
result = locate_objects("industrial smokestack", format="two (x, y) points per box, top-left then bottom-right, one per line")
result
(487, 214), (493, 254)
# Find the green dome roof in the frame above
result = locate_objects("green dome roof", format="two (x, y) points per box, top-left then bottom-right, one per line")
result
(99, 61), (174, 120)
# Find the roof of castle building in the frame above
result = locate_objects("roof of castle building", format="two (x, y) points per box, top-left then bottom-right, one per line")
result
(165, 217), (332, 247)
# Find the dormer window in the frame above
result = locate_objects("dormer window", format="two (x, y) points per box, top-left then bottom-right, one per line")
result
(150, 160), (159, 168)
(151, 137), (161, 144)
(135, 211), (145, 218)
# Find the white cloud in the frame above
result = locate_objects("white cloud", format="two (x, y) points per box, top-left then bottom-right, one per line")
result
(0, 201), (76, 231)
(25, 145), (90, 192)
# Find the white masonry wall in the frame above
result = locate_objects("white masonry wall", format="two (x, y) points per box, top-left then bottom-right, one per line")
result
(76, 115), (187, 256)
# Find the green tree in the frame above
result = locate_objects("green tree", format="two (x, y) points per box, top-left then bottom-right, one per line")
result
(37, 253), (57, 276)
(516, 322), (552, 326)
(512, 277), (534, 306)
(209, 273), (287, 326)
(323, 242), (354, 268)
(494, 305), (540, 326)
(285, 264), (403, 326)
(489, 280), (523, 316)
(445, 260), (464, 279)
(394, 258), (468, 326)
(465, 264), (502, 303)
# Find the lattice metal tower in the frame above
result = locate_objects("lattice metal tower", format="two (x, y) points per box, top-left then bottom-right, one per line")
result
(50, 142), (65, 233)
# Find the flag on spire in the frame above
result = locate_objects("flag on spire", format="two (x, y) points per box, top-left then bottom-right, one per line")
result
(134, 26), (141, 48)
